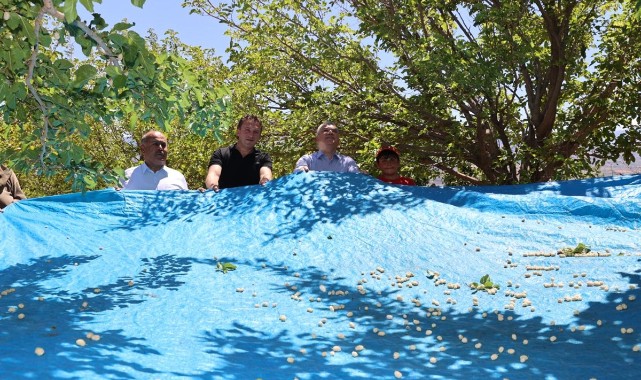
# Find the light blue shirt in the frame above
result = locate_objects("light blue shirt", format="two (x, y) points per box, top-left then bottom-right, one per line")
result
(121, 163), (188, 190)
(294, 151), (359, 173)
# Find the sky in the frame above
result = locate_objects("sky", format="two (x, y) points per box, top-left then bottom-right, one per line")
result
(81, 1), (231, 59)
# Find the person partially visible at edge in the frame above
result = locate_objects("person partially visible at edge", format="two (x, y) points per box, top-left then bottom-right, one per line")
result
(293, 122), (360, 173)
(205, 115), (273, 191)
(0, 165), (27, 210)
(120, 130), (189, 190)
(375, 146), (416, 186)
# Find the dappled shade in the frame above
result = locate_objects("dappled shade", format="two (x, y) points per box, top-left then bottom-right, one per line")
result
(1, 172), (640, 379)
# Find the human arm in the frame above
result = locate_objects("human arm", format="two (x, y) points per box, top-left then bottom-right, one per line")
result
(257, 152), (273, 185)
(346, 156), (360, 173)
(205, 164), (222, 192)
(294, 155), (311, 172)
(9, 170), (26, 200)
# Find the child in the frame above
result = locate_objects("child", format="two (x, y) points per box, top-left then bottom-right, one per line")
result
(375, 146), (416, 185)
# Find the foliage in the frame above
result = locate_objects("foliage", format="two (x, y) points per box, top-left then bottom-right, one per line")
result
(470, 274), (500, 293)
(559, 242), (591, 257)
(216, 261), (237, 274)
(0, 0), (229, 193)
(187, 0), (641, 185)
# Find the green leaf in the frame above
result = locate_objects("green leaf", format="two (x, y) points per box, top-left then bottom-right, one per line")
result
(108, 33), (128, 48)
(62, 0), (79, 24)
(83, 175), (97, 189)
(5, 13), (19, 30)
(112, 22), (134, 32)
(573, 243), (590, 253)
(216, 261), (237, 274)
(113, 74), (127, 89)
(131, 0), (146, 8)
(79, 0), (94, 12)
(113, 167), (126, 178)
(105, 65), (122, 77)
(0, 80), (6, 102)
(71, 64), (98, 89)
(128, 110), (138, 129)
(89, 12), (107, 30)
(54, 58), (74, 71)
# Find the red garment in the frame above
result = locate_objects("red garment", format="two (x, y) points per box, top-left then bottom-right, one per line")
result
(378, 176), (416, 186)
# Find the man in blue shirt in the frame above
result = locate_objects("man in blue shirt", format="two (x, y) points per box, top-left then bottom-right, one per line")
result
(294, 122), (359, 173)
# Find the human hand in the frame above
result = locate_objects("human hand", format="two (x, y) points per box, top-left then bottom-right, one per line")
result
(297, 166), (310, 173)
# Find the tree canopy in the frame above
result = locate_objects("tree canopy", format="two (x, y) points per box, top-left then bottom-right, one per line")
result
(2, 0), (640, 194)
(189, 0), (641, 185)
(1, 0), (229, 192)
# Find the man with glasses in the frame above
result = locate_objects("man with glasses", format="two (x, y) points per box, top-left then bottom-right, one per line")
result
(294, 122), (359, 173)
(120, 130), (189, 190)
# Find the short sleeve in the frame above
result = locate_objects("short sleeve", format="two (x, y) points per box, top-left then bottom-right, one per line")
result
(294, 155), (310, 172)
(259, 152), (273, 169)
(208, 148), (225, 168)
(177, 174), (189, 190)
(346, 157), (360, 173)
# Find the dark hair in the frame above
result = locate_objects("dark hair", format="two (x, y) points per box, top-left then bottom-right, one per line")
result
(236, 115), (262, 130)
(376, 151), (400, 162)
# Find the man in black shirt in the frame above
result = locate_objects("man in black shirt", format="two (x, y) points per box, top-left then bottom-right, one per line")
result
(205, 115), (273, 191)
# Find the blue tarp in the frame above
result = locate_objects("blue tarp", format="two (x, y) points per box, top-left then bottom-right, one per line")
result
(1, 172), (640, 379)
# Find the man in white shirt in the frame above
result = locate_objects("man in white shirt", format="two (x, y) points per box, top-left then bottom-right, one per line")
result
(120, 130), (188, 190)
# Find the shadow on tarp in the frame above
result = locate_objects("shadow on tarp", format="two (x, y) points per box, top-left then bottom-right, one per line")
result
(1, 253), (640, 379)
(448, 174), (641, 198)
(193, 262), (641, 380)
(397, 174), (641, 226)
(0, 253), (211, 379)
(105, 172), (426, 240)
(12, 172), (639, 238)
(102, 172), (641, 238)
(2, 173), (641, 379)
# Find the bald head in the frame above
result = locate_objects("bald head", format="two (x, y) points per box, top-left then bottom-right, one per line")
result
(140, 130), (168, 172)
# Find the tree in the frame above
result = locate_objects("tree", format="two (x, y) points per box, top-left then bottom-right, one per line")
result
(188, 0), (641, 185)
(3, 28), (232, 196)
(0, 0), (229, 192)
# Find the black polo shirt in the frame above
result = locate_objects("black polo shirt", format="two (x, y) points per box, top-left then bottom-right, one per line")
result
(208, 144), (273, 189)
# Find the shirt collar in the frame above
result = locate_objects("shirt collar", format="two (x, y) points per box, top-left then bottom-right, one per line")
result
(141, 162), (166, 174)
(232, 144), (257, 156)
(313, 150), (339, 160)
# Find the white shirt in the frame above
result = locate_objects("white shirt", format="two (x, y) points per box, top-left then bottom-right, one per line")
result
(121, 163), (188, 190)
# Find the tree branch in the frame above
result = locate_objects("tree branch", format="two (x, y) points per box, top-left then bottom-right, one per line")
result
(42, 0), (120, 66)
(27, 7), (51, 170)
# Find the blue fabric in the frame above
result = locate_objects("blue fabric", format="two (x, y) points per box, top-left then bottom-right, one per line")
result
(1, 172), (640, 379)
